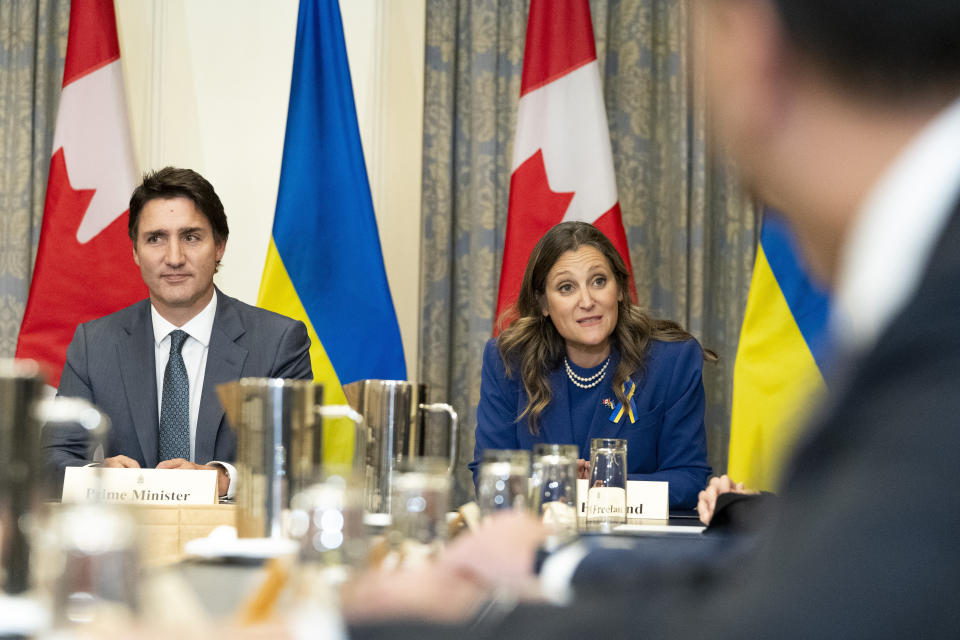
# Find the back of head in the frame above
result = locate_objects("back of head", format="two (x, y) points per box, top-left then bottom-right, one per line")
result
(128, 167), (229, 244)
(773, 0), (960, 101)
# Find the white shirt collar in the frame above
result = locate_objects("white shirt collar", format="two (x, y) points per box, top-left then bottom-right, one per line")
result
(150, 289), (218, 347)
(832, 96), (960, 353)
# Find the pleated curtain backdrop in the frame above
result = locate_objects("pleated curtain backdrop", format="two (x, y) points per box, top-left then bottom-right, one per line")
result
(0, 0), (69, 357)
(418, 0), (759, 504)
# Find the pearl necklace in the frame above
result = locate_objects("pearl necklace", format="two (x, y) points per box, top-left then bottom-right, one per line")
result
(564, 356), (610, 389)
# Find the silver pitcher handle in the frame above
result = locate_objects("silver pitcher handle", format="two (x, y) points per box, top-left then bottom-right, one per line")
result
(418, 403), (459, 475)
(315, 404), (366, 476)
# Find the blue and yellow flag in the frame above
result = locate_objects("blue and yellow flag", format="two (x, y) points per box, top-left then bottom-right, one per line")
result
(728, 212), (830, 490)
(258, 0), (406, 463)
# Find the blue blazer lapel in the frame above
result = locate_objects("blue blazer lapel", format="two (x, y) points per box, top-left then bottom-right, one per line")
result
(118, 301), (159, 466)
(538, 366), (575, 445)
(587, 349), (627, 441)
(195, 293), (248, 463)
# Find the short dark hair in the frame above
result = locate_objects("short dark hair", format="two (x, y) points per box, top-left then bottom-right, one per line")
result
(771, 0), (960, 100)
(128, 167), (229, 244)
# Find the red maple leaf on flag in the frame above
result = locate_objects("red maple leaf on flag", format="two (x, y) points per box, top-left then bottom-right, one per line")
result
(16, 0), (144, 386)
(495, 0), (635, 331)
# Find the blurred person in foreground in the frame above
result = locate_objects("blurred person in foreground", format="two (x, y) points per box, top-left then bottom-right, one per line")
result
(49, 167), (312, 498)
(345, 0), (960, 637)
(470, 221), (712, 508)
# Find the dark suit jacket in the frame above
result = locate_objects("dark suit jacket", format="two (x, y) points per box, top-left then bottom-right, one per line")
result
(471, 337), (711, 508)
(50, 290), (312, 473)
(351, 204), (960, 640)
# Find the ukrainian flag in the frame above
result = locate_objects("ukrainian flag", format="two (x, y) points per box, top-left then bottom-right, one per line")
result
(258, 0), (406, 463)
(728, 212), (830, 490)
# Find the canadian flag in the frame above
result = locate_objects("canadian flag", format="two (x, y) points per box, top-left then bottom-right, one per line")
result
(15, 0), (145, 386)
(495, 0), (636, 326)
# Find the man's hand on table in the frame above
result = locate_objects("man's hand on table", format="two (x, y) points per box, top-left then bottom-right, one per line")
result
(697, 474), (757, 525)
(156, 458), (230, 497)
(103, 454), (141, 468)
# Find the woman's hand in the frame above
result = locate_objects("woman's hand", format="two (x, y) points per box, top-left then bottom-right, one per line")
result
(577, 458), (591, 479)
(697, 474), (756, 525)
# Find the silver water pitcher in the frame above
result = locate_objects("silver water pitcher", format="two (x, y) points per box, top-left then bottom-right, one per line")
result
(217, 379), (364, 538)
(343, 380), (458, 514)
(0, 360), (46, 594)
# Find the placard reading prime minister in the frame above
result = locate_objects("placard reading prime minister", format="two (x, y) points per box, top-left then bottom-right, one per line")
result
(51, 167), (312, 498)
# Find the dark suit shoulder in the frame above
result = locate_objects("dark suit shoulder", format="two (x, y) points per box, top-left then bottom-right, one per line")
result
(483, 337), (503, 369)
(643, 336), (703, 362)
(73, 298), (151, 341)
(627, 338), (705, 410)
(486, 336), (524, 383)
(217, 291), (306, 331)
(215, 291), (312, 381)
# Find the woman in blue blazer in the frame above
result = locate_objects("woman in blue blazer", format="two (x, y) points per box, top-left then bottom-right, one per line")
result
(470, 222), (712, 508)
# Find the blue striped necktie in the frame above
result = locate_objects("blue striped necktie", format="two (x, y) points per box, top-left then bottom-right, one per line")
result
(159, 329), (191, 461)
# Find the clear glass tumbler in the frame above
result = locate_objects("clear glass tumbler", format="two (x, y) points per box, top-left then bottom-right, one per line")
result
(286, 471), (368, 571)
(586, 438), (628, 532)
(388, 458), (452, 553)
(477, 449), (531, 516)
(33, 502), (140, 630)
(531, 444), (579, 540)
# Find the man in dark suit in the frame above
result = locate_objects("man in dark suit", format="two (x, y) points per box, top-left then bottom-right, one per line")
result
(50, 167), (312, 498)
(345, 0), (960, 636)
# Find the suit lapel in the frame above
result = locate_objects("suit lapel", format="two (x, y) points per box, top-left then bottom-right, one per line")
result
(587, 349), (627, 441)
(538, 366), (575, 445)
(195, 293), (248, 463)
(119, 301), (159, 466)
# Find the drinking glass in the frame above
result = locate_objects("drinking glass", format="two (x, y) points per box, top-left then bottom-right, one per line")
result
(477, 449), (531, 516)
(586, 438), (627, 532)
(33, 502), (140, 630)
(388, 458), (451, 553)
(531, 444), (579, 539)
(286, 471), (367, 571)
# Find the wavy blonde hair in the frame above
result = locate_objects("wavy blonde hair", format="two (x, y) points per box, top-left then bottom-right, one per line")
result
(497, 222), (712, 434)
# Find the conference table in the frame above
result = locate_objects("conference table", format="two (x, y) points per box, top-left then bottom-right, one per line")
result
(0, 505), (713, 636)
(169, 508), (711, 620)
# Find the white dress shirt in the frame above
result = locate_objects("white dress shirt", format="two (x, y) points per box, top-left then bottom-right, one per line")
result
(151, 290), (236, 498)
(832, 96), (960, 354)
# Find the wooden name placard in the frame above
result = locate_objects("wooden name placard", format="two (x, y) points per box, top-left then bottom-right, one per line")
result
(62, 467), (218, 505)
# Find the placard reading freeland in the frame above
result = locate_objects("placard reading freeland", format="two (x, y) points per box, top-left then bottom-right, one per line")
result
(577, 479), (669, 520)
(62, 467), (218, 505)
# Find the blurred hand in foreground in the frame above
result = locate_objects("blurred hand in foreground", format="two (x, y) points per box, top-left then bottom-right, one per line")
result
(438, 510), (549, 593)
(340, 563), (487, 624)
(341, 511), (549, 624)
